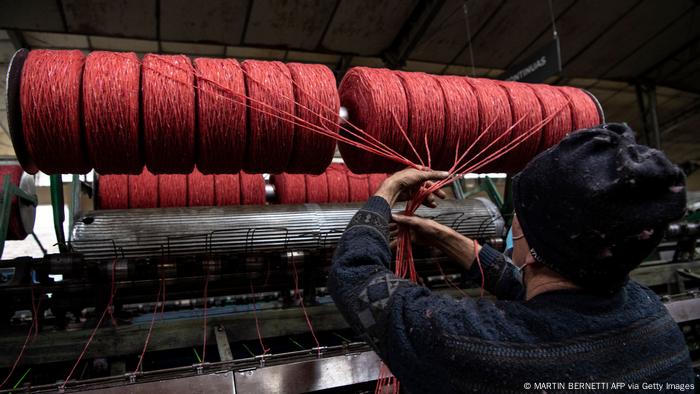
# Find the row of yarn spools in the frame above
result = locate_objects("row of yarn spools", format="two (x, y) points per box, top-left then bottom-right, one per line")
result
(97, 164), (388, 209)
(13, 49), (602, 177)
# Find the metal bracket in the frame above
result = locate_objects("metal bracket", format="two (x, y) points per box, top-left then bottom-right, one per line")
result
(0, 173), (38, 256)
(50, 174), (68, 252)
(214, 325), (234, 362)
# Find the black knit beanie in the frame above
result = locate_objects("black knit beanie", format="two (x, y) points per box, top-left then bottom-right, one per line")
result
(513, 123), (686, 292)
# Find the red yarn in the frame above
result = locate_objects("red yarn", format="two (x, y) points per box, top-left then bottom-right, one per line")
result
(326, 163), (350, 203)
(467, 78), (513, 172)
(98, 174), (129, 210)
(305, 173), (329, 203)
(558, 86), (602, 130)
(240, 172), (266, 205)
(20, 50), (89, 174)
(128, 168), (158, 209)
(242, 60), (295, 174)
(286, 63), (339, 174)
(498, 81), (544, 174)
(158, 174), (187, 207)
(434, 76), (479, 170)
(0, 165), (29, 240)
(396, 71), (445, 168)
(530, 84), (573, 152)
(83, 51), (142, 174)
(273, 173), (306, 204)
(367, 173), (388, 195)
(142, 54), (195, 174)
(347, 171), (370, 202)
(338, 67), (408, 173)
(194, 58), (246, 174)
(188, 168), (215, 206)
(214, 174), (241, 206)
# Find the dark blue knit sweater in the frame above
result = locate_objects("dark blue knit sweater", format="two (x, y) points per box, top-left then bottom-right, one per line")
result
(328, 197), (693, 393)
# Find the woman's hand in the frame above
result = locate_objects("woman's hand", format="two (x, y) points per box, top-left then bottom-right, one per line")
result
(373, 167), (449, 208)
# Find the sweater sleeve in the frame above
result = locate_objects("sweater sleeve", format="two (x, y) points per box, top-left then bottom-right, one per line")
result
(328, 197), (524, 391)
(464, 244), (525, 301)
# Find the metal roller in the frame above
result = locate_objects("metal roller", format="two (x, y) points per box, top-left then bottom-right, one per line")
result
(70, 198), (504, 261)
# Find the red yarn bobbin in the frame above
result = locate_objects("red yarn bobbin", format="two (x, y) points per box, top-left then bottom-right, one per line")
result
(83, 51), (142, 174)
(240, 172), (266, 205)
(188, 168), (215, 207)
(98, 174), (129, 209)
(305, 173), (329, 203)
(395, 71), (446, 168)
(273, 173), (306, 204)
(242, 60), (295, 174)
(326, 163), (350, 203)
(20, 50), (89, 174)
(558, 87), (602, 130)
(434, 76), (479, 170)
(129, 169), (158, 209)
(498, 81), (544, 174)
(367, 173), (388, 195)
(530, 84), (573, 152)
(286, 63), (339, 174)
(214, 174), (240, 206)
(158, 174), (187, 208)
(0, 165), (29, 240)
(467, 78), (513, 172)
(347, 171), (370, 202)
(142, 54), (195, 174)
(338, 67), (409, 173)
(195, 58), (246, 174)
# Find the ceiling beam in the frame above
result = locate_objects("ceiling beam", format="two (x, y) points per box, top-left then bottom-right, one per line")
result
(382, 0), (447, 69)
(661, 100), (700, 135)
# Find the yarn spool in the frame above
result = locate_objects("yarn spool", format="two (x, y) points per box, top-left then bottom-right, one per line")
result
(498, 81), (544, 174)
(347, 171), (370, 202)
(158, 174), (188, 208)
(142, 54), (195, 174)
(467, 78), (513, 172)
(0, 165), (33, 240)
(242, 60), (295, 174)
(20, 49), (89, 174)
(188, 169), (215, 207)
(558, 87), (602, 130)
(395, 71), (446, 169)
(530, 84), (573, 152)
(338, 67), (408, 173)
(305, 173), (329, 203)
(128, 169), (158, 208)
(286, 63), (339, 174)
(83, 51), (142, 174)
(240, 172), (266, 205)
(367, 173), (388, 195)
(434, 76), (479, 170)
(98, 174), (129, 209)
(195, 58), (247, 174)
(214, 174), (241, 206)
(273, 174), (306, 204)
(326, 163), (350, 203)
